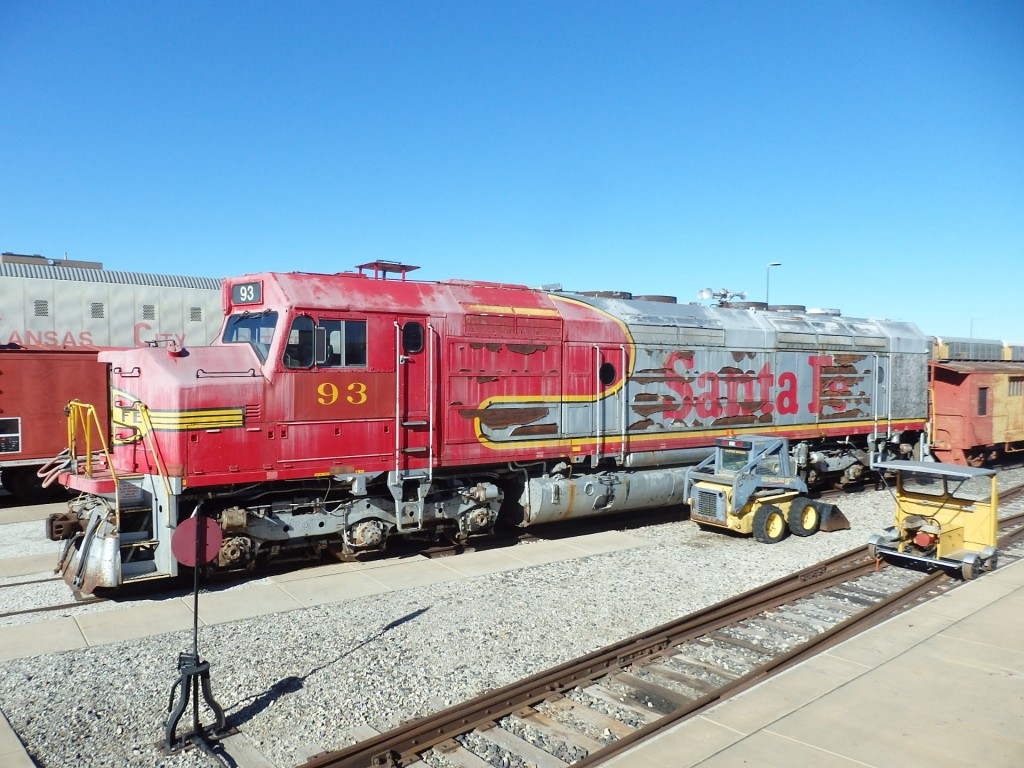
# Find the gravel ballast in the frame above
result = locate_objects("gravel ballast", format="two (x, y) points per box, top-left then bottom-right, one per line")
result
(1, 471), (1020, 768)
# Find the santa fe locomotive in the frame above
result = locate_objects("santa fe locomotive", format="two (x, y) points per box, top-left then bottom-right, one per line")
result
(0, 253), (222, 501)
(51, 262), (932, 590)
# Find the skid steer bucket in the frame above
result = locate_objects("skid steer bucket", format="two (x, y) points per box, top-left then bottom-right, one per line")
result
(817, 502), (850, 532)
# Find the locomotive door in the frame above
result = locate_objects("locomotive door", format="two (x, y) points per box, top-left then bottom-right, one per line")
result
(872, 353), (891, 460)
(593, 344), (629, 466)
(394, 317), (434, 476)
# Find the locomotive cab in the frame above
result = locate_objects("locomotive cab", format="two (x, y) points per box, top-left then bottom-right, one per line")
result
(51, 268), (505, 591)
(868, 461), (998, 579)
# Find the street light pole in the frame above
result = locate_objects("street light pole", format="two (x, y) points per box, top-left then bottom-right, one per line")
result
(766, 262), (781, 305)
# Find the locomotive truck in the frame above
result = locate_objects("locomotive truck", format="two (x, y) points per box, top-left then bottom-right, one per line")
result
(50, 262), (930, 591)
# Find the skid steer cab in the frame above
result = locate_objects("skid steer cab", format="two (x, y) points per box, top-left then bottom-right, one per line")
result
(684, 436), (849, 543)
(867, 461), (998, 580)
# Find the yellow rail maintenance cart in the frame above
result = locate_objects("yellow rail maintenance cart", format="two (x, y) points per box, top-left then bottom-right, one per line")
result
(868, 460), (998, 580)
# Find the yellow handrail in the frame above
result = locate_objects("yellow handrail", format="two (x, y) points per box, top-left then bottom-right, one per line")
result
(63, 398), (172, 505)
(65, 399), (118, 482)
(136, 402), (172, 499)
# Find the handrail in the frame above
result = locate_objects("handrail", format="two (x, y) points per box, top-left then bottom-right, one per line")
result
(620, 343), (628, 464)
(136, 402), (173, 500)
(593, 344), (602, 466)
(393, 321), (402, 483)
(65, 400), (118, 483)
(427, 321), (436, 484)
(60, 399), (125, 529)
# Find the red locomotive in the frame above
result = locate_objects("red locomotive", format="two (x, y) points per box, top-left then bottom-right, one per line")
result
(52, 262), (931, 590)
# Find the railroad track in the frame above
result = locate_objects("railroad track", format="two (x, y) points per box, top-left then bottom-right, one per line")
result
(299, 505), (1024, 768)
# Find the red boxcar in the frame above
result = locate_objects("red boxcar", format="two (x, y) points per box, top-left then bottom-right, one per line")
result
(0, 348), (110, 500)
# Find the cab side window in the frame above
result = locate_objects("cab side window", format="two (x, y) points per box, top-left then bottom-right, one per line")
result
(402, 321), (424, 354)
(318, 319), (367, 368)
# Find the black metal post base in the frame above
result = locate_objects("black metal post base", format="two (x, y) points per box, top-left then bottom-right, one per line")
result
(164, 651), (227, 755)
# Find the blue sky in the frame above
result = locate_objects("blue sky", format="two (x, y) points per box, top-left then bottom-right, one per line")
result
(3, 2), (1022, 341)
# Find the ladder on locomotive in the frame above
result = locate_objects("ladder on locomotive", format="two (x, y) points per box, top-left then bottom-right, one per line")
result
(390, 318), (437, 532)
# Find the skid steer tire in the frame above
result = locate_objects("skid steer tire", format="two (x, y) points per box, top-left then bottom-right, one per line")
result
(753, 505), (787, 544)
(788, 497), (820, 537)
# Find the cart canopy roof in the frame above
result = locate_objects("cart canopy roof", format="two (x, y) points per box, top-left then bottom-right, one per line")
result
(874, 460), (996, 479)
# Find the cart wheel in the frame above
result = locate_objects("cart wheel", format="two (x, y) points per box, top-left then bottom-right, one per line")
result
(961, 553), (980, 580)
(753, 504), (787, 544)
(788, 498), (820, 537)
(985, 552), (999, 572)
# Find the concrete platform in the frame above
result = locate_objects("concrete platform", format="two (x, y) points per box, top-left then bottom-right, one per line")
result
(0, 500), (64, 526)
(605, 557), (1024, 768)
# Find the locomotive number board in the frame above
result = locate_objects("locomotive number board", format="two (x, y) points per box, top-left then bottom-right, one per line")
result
(231, 281), (263, 305)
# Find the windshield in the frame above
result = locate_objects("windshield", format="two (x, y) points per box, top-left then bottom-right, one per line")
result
(720, 448), (749, 472)
(222, 311), (278, 363)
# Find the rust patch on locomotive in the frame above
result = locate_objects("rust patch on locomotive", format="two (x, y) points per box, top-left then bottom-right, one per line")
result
(507, 344), (548, 355)
(510, 423), (559, 437)
(820, 407), (868, 420)
(460, 406), (551, 429)
(629, 418), (657, 431)
(631, 396), (679, 417)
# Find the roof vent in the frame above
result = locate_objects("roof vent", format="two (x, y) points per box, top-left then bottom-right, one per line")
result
(768, 304), (807, 312)
(355, 261), (419, 280)
(635, 295), (677, 304)
(807, 308), (841, 316)
(580, 290), (633, 299)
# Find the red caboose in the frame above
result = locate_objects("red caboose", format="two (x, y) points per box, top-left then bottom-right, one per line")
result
(929, 359), (1024, 465)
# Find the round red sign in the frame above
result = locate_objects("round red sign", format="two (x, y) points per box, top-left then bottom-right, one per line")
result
(170, 516), (223, 567)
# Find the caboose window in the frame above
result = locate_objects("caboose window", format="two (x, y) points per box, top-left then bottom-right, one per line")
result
(318, 319), (367, 367)
(1010, 377), (1024, 397)
(222, 310), (278, 363)
(977, 387), (988, 416)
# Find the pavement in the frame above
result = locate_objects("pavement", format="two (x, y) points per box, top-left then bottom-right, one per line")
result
(1, 498), (1022, 767)
(605, 557), (1024, 767)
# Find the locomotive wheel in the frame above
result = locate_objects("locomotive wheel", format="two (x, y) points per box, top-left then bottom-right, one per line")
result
(753, 505), (787, 544)
(787, 498), (820, 537)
